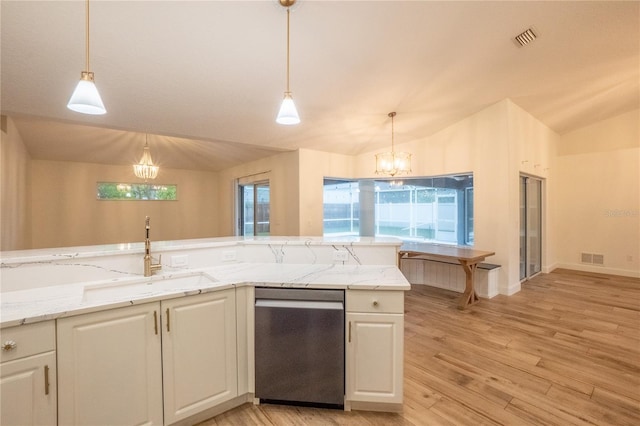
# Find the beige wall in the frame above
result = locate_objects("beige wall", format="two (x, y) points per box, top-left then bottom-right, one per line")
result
(30, 161), (219, 248)
(349, 99), (558, 294)
(1, 116), (32, 250)
(298, 149), (355, 236)
(217, 150), (300, 236)
(3, 103), (637, 283)
(555, 109), (639, 276)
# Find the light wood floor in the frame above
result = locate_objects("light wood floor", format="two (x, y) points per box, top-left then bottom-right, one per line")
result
(201, 269), (640, 425)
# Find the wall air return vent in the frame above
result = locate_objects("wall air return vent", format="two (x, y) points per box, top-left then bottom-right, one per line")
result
(514, 28), (538, 47)
(581, 252), (605, 266)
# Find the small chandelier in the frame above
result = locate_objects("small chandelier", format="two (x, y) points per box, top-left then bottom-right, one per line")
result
(276, 0), (300, 125)
(133, 135), (159, 181)
(375, 112), (411, 177)
(67, 0), (106, 115)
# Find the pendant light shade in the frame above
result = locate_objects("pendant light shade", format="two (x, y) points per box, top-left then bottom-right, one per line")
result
(276, 0), (300, 125)
(375, 112), (412, 177)
(133, 135), (159, 181)
(67, 71), (106, 115)
(67, 0), (106, 115)
(276, 92), (300, 125)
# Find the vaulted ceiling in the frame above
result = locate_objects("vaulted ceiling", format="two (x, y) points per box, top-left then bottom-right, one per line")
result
(2, 1), (638, 171)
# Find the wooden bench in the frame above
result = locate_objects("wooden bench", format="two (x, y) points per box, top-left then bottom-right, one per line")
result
(398, 243), (496, 309)
(400, 257), (501, 299)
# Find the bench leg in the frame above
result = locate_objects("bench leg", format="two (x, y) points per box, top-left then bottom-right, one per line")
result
(458, 260), (480, 309)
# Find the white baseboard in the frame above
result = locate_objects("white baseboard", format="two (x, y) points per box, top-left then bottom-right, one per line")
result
(502, 280), (522, 296)
(554, 263), (640, 279)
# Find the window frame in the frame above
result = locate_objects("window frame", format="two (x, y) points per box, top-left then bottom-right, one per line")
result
(323, 174), (474, 246)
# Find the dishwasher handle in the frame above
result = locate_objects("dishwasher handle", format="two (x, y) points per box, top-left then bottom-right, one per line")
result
(255, 299), (343, 310)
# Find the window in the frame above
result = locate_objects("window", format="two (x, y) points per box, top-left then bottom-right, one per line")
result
(323, 175), (474, 246)
(96, 182), (177, 200)
(237, 173), (270, 236)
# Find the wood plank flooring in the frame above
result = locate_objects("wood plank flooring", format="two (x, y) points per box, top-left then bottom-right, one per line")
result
(199, 269), (640, 425)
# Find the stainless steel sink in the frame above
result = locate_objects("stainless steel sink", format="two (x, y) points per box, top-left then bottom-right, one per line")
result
(82, 272), (217, 302)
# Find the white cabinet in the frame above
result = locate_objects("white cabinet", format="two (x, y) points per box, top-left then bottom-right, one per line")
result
(57, 290), (239, 426)
(162, 289), (238, 424)
(345, 290), (404, 405)
(57, 302), (164, 426)
(0, 321), (56, 426)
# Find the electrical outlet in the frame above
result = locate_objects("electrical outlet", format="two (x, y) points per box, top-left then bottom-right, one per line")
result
(222, 250), (237, 262)
(170, 255), (188, 267)
(333, 250), (349, 262)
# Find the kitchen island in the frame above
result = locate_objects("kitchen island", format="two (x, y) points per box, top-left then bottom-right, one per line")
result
(1, 236), (410, 426)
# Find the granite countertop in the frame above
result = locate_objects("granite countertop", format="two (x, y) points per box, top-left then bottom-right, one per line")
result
(1, 262), (410, 328)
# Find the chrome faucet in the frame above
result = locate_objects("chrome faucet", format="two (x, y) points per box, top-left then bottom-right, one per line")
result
(144, 216), (162, 277)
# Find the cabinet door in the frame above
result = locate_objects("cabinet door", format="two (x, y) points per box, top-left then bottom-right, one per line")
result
(162, 289), (238, 424)
(57, 303), (163, 426)
(346, 312), (403, 404)
(0, 352), (56, 426)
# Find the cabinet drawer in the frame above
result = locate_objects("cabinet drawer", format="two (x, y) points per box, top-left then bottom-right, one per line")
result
(346, 290), (404, 314)
(0, 321), (55, 363)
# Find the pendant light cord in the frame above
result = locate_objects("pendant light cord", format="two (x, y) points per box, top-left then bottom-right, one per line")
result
(285, 7), (291, 93)
(85, 0), (90, 72)
(389, 112), (396, 152)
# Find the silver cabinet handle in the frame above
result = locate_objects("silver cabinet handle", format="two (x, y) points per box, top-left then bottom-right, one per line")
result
(2, 340), (17, 351)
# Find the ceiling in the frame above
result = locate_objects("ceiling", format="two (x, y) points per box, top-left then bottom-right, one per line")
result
(2, 1), (638, 172)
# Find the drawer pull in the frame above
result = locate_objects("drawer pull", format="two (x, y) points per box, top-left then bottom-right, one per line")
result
(372, 300), (379, 307)
(2, 340), (17, 351)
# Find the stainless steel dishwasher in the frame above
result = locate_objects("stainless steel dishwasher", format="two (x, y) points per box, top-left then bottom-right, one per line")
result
(254, 287), (345, 407)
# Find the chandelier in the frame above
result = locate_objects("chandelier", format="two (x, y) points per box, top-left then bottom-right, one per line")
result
(375, 112), (411, 176)
(133, 135), (159, 181)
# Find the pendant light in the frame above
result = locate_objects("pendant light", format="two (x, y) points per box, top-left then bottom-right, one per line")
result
(133, 135), (159, 181)
(67, 0), (106, 115)
(375, 112), (412, 177)
(276, 0), (300, 125)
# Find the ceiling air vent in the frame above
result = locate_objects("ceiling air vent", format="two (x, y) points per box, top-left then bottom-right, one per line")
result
(514, 28), (537, 47)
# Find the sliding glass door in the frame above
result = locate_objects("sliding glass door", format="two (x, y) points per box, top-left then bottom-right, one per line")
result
(238, 180), (270, 236)
(520, 175), (542, 280)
